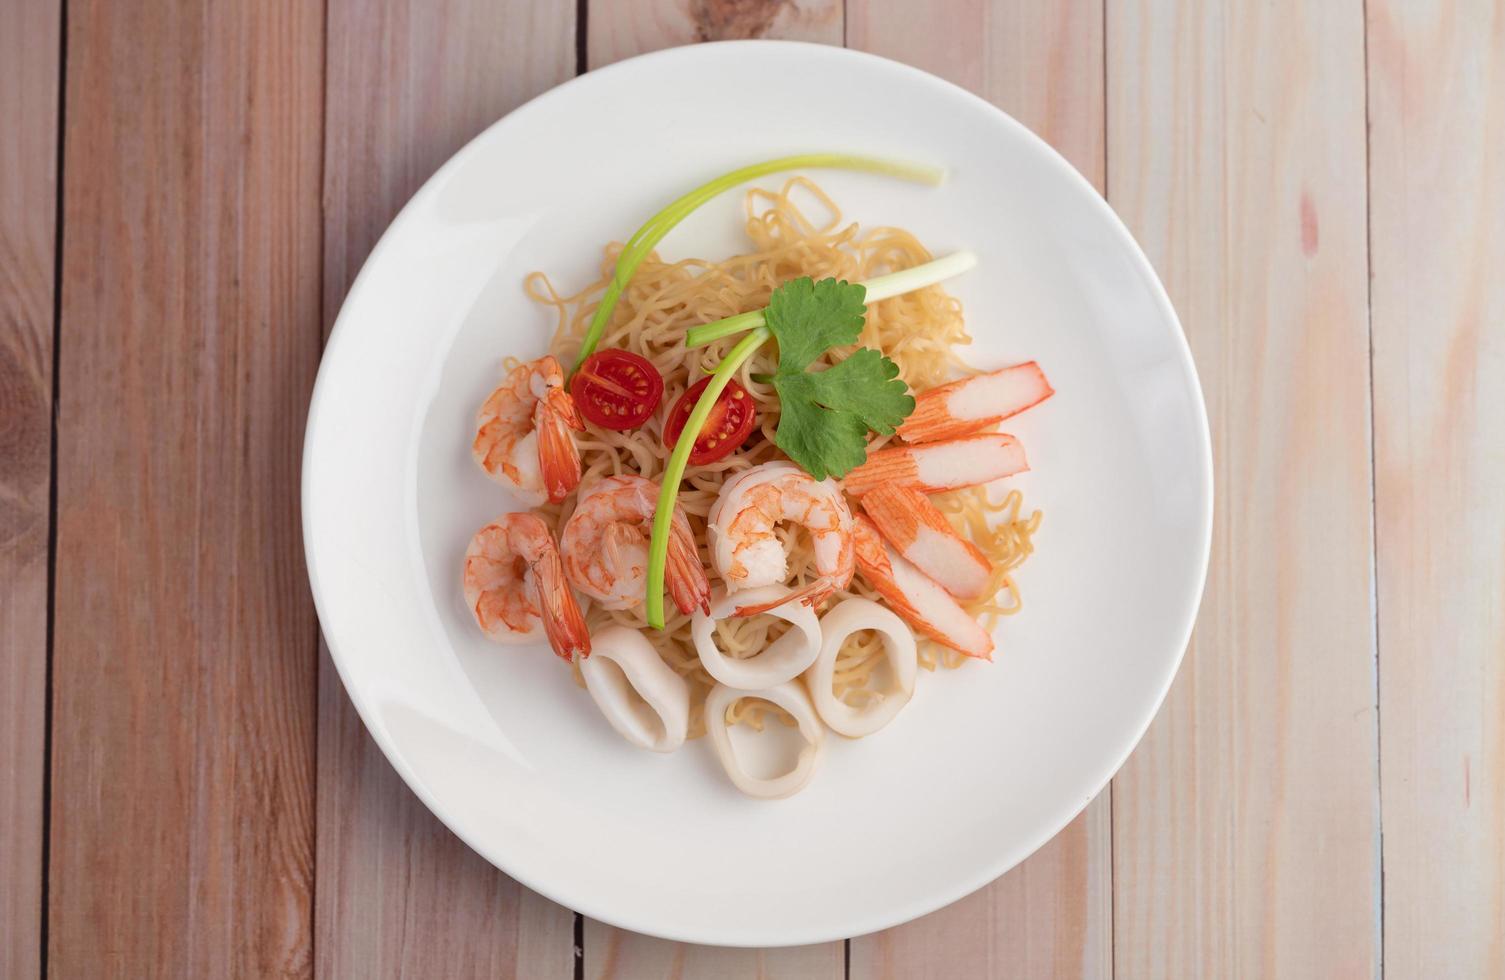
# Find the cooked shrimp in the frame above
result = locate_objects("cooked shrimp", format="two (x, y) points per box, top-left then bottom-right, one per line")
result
(472, 355), (584, 505)
(852, 514), (993, 660)
(707, 461), (854, 616)
(898, 362), (1054, 444)
(560, 474), (711, 615)
(462, 512), (590, 662)
(860, 482), (992, 600)
(841, 433), (1028, 499)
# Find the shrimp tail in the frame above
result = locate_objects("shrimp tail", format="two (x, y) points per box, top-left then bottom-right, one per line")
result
(545, 385), (586, 432)
(530, 548), (591, 662)
(665, 515), (712, 615)
(534, 398), (583, 504)
(730, 578), (833, 618)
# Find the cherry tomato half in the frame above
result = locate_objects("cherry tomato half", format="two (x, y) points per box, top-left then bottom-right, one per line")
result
(663, 377), (758, 465)
(570, 349), (664, 430)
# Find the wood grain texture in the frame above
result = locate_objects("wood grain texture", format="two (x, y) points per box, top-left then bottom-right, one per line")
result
(579, 5), (845, 974)
(846, 0), (1104, 185)
(1106, 1), (1380, 977)
(48, 0), (324, 975)
(845, 3), (1110, 976)
(17, 3), (1486, 975)
(849, 801), (1111, 980)
(315, 695), (576, 978)
(317, 2), (577, 976)
(584, 920), (844, 980)
(1367, 2), (1505, 976)
(588, 0), (842, 67)
(0, 0), (59, 976)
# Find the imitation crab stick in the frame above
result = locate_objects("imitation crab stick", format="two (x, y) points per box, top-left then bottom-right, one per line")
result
(861, 482), (992, 600)
(841, 433), (1028, 499)
(852, 515), (994, 660)
(897, 362), (1054, 444)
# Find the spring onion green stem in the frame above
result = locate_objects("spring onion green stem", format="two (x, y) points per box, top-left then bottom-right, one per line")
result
(862, 248), (978, 301)
(643, 328), (769, 628)
(683, 309), (767, 348)
(683, 250), (979, 348)
(570, 154), (945, 376)
(683, 311), (767, 349)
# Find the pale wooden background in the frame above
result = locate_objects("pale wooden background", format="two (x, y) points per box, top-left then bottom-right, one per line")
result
(2, 0), (1501, 976)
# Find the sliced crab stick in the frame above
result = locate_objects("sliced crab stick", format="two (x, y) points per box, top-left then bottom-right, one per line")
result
(842, 433), (1028, 500)
(691, 585), (822, 690)
(579, 625), (690, 752)
(804, 597), (918, 738)
(704, 680), (825, 799)
(897, 362), (1054, 444)
(852, 515), (994, 660)
(860, 482), (992, 600)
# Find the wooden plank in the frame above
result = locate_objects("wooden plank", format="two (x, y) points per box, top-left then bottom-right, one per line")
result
(47, 0), (324, 975)
(579, 5), (846, 974)
(845, 3), (1110, 977)
(1106, 1), (1379, 976)
(1367, 2), (1505, 976)
(584, 922), (844, 980)
(846, 0), (1105, 186)
(849, 802), (1111, 979)
(316, 1), (578, 976)
(587, 0), (843, 68)
(316, 697), (577, 978)
(0, 0), (60, 976)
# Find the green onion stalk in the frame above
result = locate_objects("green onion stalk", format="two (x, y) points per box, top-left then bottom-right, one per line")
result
(569, 154), (945, 377)
(643, 328), (770, 627)
(683, 250), (979, 349)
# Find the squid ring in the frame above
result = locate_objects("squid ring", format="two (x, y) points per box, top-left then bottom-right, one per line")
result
(579, 625), (689, 752)
(704, 680), (825, 799)
(804, 597), (918, 737)
(691, 585), (822, 690)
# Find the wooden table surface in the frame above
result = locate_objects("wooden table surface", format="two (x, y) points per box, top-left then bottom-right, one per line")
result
(3, 0), (1502, 976)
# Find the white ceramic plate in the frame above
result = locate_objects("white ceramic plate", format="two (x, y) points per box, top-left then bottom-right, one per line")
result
(303, 41), (1211, 947)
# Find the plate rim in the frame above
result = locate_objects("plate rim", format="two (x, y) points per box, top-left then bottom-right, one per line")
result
(303, 38), (1214, 947)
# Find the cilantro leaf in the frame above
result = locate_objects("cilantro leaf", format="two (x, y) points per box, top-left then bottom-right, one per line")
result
(779, 348), (914, 434)
(773, 349), (916, 480)
(749, 276), (919, 479)
(769, 379), (873, 480)
(764, 277), (868, 371)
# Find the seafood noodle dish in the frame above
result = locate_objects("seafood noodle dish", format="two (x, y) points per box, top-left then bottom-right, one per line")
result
(461, 155), (1054, 799)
